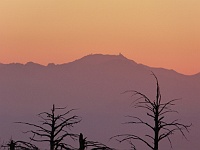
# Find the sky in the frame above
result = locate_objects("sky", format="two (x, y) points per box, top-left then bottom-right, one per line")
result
(0, 0), (200, 75)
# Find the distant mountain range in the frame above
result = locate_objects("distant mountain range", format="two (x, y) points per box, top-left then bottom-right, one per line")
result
(0, 54), (199, 150)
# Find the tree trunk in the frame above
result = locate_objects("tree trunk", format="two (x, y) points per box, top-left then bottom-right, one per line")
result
(50, 142), (54, 150)
(154, 107), (159, 150)
(79, 133), (86, 150)
(9, 140), (15, 150)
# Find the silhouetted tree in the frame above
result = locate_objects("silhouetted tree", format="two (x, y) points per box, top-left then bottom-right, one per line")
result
(112, 73), (191, 150)
(16, 104), (81, 150)
(1, 139), (38, 150)
(79, 133), (114, 150)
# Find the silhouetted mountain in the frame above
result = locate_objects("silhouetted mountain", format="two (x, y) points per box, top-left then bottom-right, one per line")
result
(0, 54), (199, 150)
(72, 53), (136, 65)
(25, 62), (44, 67)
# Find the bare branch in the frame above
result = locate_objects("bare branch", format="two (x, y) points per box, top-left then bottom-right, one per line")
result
(111, 134), (154, 150)
(124, 116), (154, 130)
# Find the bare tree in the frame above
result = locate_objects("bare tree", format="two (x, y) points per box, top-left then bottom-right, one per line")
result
(1, 139), (38, 150)
(16, 104), (81, 150)
(79, 133), (114, 150)
(112, 73), (191, 150)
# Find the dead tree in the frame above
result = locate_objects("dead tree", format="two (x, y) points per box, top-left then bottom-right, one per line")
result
(112, 73), (191, 150)
(78, 133), (114, 150)
(1, 139), (38, 150)
(16, 104), (81, 150)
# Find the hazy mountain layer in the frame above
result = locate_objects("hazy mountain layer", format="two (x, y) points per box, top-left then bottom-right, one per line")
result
(0, 54), (199, 150)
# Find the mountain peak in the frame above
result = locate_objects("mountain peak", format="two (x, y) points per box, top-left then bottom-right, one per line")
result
(25, 62), (44, 68)
(82, 53), (128, 59)
(73, 53), (135, 66)
(118, 52), (125, 58)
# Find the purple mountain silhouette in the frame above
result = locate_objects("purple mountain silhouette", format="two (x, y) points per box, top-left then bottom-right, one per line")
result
(0, 54), (199, 149)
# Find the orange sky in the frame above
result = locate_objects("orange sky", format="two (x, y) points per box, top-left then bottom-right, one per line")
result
(0, 0), (199, 75)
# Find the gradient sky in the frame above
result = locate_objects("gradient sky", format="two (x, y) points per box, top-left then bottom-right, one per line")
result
(0, 0), (199, 75)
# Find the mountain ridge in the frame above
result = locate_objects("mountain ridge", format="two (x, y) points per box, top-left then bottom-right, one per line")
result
(0, 54), (198, 76)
